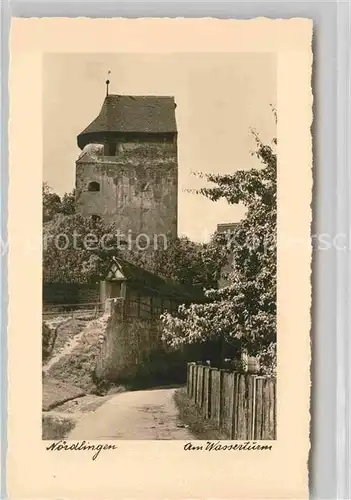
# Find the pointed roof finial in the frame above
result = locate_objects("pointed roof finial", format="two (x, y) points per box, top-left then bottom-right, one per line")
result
(106, 70), (111, 96)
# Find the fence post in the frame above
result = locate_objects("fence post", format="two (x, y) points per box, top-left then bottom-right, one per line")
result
(197, 365), (204, 409)
(209, 368), (221, 427)
(186, 363), (190, 396)
(254, 377), (264, 440)
(251, 374), (257, 439)
(187, 363), (195, 397)
(219, 368), (226, 428)
(219, 369), (223, 428)
(272, 379), (277, 440)
(261, 378), (276, 440)
(193, 364), (198, 404)
(220, 371), (235, 439)
(231, 372), (239, 439)
(203, 366), (211, 419)
(190, 363), (195, 399)
(186, 361), (276, 441)
(246, 375), (255, 440)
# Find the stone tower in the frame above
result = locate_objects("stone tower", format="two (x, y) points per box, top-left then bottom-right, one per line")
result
(75, 89), (178, 243)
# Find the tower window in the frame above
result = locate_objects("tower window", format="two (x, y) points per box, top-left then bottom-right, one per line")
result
(88, 181), (100, 192)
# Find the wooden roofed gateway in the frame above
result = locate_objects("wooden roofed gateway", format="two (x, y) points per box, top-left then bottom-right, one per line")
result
(100, 256), (205, 319)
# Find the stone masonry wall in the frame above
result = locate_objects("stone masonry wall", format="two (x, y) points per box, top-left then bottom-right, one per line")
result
(76, 141), (178, 240)
(95, 299), (163, 382)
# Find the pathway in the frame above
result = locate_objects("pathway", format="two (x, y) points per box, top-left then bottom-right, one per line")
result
(68, 387), (194, 440)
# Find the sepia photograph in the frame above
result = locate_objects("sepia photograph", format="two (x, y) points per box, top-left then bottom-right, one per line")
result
(8, 17), (313, 500)
(42, 52), (277, 441)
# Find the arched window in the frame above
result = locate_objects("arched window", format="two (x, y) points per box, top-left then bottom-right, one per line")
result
(88, 181), (100, 192)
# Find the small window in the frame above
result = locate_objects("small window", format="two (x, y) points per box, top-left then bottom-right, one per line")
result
(88, 181), (100, 192)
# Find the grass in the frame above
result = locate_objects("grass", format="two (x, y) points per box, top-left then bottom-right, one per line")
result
(54, 394), (113, 413)
(43, 318), (88, 362)
(42, 413), (78, 440)
(42, 377), (86, 411)
(46, 317), (108, 393)
(173, 387), (227, 440)
(49, 318), (88, 354)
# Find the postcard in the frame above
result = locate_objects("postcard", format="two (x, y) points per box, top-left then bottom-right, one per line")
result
(8, 17), (312, 499)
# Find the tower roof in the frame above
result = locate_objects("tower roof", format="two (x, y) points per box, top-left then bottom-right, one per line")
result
(78, 94), (177, 149)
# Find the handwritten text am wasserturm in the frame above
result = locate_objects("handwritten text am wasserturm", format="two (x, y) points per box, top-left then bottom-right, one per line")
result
(184, 441), (273, 452)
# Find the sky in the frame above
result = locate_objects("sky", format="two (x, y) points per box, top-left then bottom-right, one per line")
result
(43, 53), (276, 242)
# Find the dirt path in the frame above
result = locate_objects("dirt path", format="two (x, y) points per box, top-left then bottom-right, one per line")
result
(43, 315), (109, 374)
(68, 388), (194, 440)
(43, 327), (87, 373)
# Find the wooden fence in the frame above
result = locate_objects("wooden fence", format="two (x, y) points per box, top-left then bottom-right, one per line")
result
(186, 362), (276, 440)
(42, 302), (105, 319)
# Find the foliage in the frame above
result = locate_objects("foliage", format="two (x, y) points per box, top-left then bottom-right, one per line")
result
(43, 212), (158, 285)
(42, 413), (77, 439)
(43, 183), (62, 223)
(43, 214), (120, 284)
(43, 182), (76, 222)
(174, 387), (229, 440)
(46, 316), (110, 393)
(161, 130), (277, 373)
(60, 190), (76, 216)
(149, 235), (229, 289)
(43, 183), (227, 289)
(42, 322), (55, 361)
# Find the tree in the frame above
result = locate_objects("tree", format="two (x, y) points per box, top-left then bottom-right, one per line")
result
(161, 131), (277, 373)
(43, 214), (120, 284)
(43, 213), (155, 284)
(43, 183), (76, 222)
(43, 183), (62, 223)
(60, 189), (76, 216)
(149, 235), (229, 290)
(42, 183), (227, 290)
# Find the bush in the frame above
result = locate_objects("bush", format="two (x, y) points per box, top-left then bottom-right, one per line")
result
(42, 413), (77, 440)
(42, 322), (55, 361)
